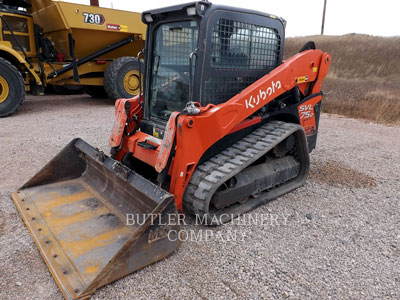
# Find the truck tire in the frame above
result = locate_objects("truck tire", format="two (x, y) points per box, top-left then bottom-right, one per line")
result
(0, 57), (25, 117)
(104, 57), (143, 100)
(84, 85), (109, 98)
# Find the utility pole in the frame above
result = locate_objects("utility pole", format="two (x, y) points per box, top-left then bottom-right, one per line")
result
(321, 0), (327, 35)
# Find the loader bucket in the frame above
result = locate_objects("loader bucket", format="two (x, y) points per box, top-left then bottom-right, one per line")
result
(11, 139), (181, 300)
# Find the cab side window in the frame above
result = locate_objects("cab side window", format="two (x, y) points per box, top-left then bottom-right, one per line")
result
(203, 17), (281, 106)
(210, 19), (280, 70)
(1, 15), (31, 52)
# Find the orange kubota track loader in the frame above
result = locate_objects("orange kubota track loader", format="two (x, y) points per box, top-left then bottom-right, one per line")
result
(11, 2), (331, 299)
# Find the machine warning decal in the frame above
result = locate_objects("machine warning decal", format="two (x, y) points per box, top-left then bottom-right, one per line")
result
(153, 127), (164, 139)
(107, 24), (128, 32)
(83, 12), (105, 25)
(296, 76), (309, 84)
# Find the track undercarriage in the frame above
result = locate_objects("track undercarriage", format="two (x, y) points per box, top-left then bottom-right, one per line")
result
(183, 121), (310, 224)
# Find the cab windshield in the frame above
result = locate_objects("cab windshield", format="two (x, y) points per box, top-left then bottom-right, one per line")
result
(150, 20), (198, 120)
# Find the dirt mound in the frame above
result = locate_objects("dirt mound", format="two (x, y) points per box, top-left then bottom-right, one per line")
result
(285, 35), (400, 124)
(284, 34), (400, 83)
(309, 160), (377, 188)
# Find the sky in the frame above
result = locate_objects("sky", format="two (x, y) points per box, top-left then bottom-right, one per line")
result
(65, 0), (400, 37)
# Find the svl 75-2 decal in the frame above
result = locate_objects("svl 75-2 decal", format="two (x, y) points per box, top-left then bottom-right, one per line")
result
(299, 104), (314, 120)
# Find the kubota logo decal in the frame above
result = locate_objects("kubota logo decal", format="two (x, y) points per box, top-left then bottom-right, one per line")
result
(245, 81), (281, 109)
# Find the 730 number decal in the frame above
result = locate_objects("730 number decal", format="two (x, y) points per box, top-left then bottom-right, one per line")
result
(83, 12), (105, 25)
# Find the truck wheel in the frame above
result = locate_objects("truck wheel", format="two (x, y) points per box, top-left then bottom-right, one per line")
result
(104, 57), (143, 100)
(84, 85), (109, 98)
(0, 57), (25, 117)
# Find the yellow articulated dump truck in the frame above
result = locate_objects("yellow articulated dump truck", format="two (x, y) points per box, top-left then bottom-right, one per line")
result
(0, 0), (146, 117)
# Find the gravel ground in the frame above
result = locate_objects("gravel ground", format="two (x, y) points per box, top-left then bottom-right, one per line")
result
(0, 94), (399, 300)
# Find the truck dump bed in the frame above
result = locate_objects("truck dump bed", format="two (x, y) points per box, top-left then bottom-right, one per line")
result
(29, 0), (146, 59)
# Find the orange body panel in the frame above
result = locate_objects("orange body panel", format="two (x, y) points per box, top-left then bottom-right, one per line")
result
(110, 96), (143, 149)
(298, 95), (323, 135)
(155, 112), (179, 173)
(110, 49), (331, 211)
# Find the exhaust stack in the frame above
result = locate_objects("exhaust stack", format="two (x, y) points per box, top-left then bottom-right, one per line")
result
(90, 0), (99, 7)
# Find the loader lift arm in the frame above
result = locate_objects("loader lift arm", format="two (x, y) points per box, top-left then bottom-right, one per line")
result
(115, 49), (331, 212)
(168, 49), (330, 211)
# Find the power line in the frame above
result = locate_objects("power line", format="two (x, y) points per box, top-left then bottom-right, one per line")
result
(321, 0), (327, 35)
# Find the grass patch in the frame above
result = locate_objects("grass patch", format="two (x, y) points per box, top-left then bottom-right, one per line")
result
(285, 34), (400, 124)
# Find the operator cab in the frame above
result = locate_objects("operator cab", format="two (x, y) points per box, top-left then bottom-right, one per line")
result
(0, 0), (31, 10)
(140, 1), (286, 139)
(0, 0), (31, 16)
(0, 0), (34, 55)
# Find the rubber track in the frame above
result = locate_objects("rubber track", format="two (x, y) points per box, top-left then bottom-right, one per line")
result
(183, 121), (304, 219)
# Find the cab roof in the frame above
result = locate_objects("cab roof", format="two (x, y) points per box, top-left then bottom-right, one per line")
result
(142, 1), (286, 27)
